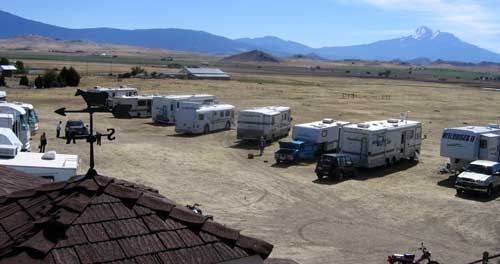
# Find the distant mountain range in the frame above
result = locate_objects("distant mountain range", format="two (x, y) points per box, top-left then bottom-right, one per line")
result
(1, 10), (500, 63)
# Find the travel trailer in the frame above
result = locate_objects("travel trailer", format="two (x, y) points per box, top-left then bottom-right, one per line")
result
(340, 119), (422, 168)
(87, 86), (138, 109)
(293, 119), (351, 153)
(0, 128), (78, 181)
(175, 102), (235, 134)
(237, 106), (292, 141)
(110, 95), (153, 118)
(0, 103), (31, 151)
(152, 94), (218, 124)
(15, 102), (39, 135)
(440, 125), (500, 171)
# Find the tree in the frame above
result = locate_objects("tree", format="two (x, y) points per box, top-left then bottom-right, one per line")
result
(43, 70), (61, 88)
(19, 76), (29, 86)
(66, 67), (80, 87)
(15, 61), (26, 74)
(131, 66), (144, 76)
(34, 76), (43, 88)
(0, 57), (9, 65)
(0, 76), (5, 87)
(58, 67), (69, 87)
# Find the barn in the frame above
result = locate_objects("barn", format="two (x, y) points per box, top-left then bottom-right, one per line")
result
(0, 65), (17, 77)
(180, 67), (231, 80)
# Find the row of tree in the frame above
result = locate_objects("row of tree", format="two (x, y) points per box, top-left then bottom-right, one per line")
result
(34, 67), (81, 88)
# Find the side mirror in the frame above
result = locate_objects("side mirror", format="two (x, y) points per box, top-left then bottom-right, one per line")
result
(423, 135), (427, 140)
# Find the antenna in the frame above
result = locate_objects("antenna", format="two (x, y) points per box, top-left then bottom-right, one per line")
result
(55, 89), (116, 177)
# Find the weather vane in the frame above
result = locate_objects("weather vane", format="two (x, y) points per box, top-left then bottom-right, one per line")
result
(55, 89), (116, 177)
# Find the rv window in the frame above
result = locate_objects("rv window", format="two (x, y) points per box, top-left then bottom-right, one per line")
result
(138, 100), (146, 107)
(220, 111), (224, 118)
(213, 112), (217, 117)
(225, 110), (230, 117)
(480, 139), (488, 149)
(170, 104), (174, 111)
(376, 136), (385, 146)
(416, 127), (422, 139)
(177, 102), (180, 108)
(199, 114), (204, 121)
(112, 92), (116, 97)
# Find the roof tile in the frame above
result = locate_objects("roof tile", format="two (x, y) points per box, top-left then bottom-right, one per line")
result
(104, 183), (142, 201)
(103, 218), (149, 239)
(213, 242), (249, 261)
(52, 247), (80, 264)
(237, 234), (274, 259)
(57, 192), (92, 213)
(176, 229), (205, 247)
(117, 234), (165, 258)
(81, 223), (109, 242)
(54, 208), (80, 226)
(2, 210), (31, 232)
(142, 215), (168, 232)
(134, 254), (162, 264)
(17, 230), (55, 255)
(136, 194), (175, 214)
(8, 222), (34, 242)
(202, 221), (240, 241)
(110, 202), (136, 219)
(55, 225), (88, 248)
(199, 231), (219, 243)
(163, 218), (186, 230)
(75, 240), (125, 263)
(78, 178), (100, 192)
(6, 188), (37, 199)
(168, 206), (205, 225)
(37, 182), (67, 193)
(93, 175), (113, 188)
(74, 203), (117, 224)
(90, 193), (120, 204)
(0, 203), (21, 219)
(157, 231), (186, 250)
(132, 205), (153, 216)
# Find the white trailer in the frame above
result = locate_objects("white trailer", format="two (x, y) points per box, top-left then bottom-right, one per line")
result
(0, 103), (31, 151)
(440, 125), (500, 171)
(175, 102), (235, 134)
(152, 94), (218, 124)
(0, 128), (79, 182)
(110, 95), (153, 118)
(340, 119), (422, 168)
(292, 119), (350, 152)
(87, 86), (138, 109)
(14, 102), (39, 135)
(237, 106), (292, 141)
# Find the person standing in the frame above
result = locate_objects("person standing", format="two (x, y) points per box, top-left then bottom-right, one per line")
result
(258, 136), (266, 156)
(56, 121), (62, 138)
(39, 132), (47, 153)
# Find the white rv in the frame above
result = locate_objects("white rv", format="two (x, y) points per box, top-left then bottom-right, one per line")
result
(292, 119), (350, 152)
(0, 103), (31, 151)
(0, 91), (6, 101)
(152, 94), (218, 124)
(15, 102), (39, 135)
(237, 106), (292, 141)
(0, 128), (78, 182)
(110, 95), (153, 118)
(340, 119), (422, 168)
(87, 86), (138, 109)
(0, 113), (14, 130)
(440, 125), (500, 171)
(175, 102), (235, 134)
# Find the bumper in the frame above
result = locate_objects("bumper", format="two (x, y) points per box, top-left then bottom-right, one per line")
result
(275, 154), (295, 162)
(455, 182), (488, 192)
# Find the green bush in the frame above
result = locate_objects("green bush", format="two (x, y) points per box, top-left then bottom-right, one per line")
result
(15, 61), (26, 74)
(0, 57), (9, 65)
(0, 76), (5, 87)
(34, 76), (43, 88)
(66, 67), (80, 86)
(19, 76), (29, 86)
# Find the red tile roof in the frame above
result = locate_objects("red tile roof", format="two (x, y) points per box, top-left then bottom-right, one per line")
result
(0, 166), (50, 196)
(0, 174), (273, 263)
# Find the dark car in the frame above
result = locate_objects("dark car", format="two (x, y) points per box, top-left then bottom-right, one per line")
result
(65, 119), (89, 139)
(315, 154), (356, 181)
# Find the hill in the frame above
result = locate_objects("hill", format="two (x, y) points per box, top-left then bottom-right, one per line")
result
(223, 50), (280, 63)
(235, 36), (313, 57)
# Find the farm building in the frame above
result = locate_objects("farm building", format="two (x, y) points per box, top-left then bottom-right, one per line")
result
(180, 67), (231, 80)
(0, 173), (274, 263)
(0, 65), (17, 77)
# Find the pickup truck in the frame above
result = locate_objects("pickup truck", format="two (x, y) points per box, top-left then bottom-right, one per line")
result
(455, 160), (500, 197)
(274, 140), (317, 163)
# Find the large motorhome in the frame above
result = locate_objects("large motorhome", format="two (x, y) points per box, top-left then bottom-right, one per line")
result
(340, 119), (422, 168)
(152, 94), (218, 124)
(15, 102), (39, 135)
(440, 125), (500, 171)
(0, 103), (31, 151)
(0, 128), (78, 181)
(292, 119), (351, 153)
(175, 102), (235, 134)
(237, 106), (292, 141)
(87, 86), (138, 109)
(110, 95), (153, 118)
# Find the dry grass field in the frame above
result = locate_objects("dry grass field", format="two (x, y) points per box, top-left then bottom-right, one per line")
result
(4, 60), (500, 263)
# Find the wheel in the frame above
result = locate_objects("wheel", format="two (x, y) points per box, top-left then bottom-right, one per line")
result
(271, 134), (276, 141)
(276, 159), (281, 164)
(486, 185), (494, 198)
(204, 125), (210, 134)
(337, 171), (345, 182)
(456, 188), (463, 196)
(385, 158), (391, 168)
(225, 121), (231, 130)
(316, 173), (324, 180)
(392, 156), (397, 165)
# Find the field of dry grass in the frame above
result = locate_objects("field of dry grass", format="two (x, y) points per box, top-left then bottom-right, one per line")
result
(4, 59), (500, 263)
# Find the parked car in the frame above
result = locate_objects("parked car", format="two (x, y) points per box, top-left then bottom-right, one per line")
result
(315, 154), (356, 181)
(455, 160), (500, 197)
(65, 119), (89, 139)
(275, 140), (317, 163)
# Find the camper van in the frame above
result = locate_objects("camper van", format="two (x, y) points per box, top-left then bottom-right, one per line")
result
(87, 86), (138, 109)
(175, 102), (235, 134)
(110, 95), (153, 118)
(237, 106), (292, 141)
(340, 119), (422, 168)
(152, 94), (218, 124)
(0, 103), (31, 151)
(15, 102), (39, 135)
(440, 125), (500, 171)
(0, 128), (78, 181)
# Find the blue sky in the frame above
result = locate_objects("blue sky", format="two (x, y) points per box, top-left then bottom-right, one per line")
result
(3, 0), (500, 52)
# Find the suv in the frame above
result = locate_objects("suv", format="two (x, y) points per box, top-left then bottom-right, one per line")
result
(455, 160), (500, 197)
(315, 154), (356, 181)
(65, 120), (89, 139)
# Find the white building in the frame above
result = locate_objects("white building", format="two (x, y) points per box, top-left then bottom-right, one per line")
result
(237, 106), (292, 141)
(175, 102), (235, 134)
(181, 67), (230, 80)
(87, 86), (138, 109)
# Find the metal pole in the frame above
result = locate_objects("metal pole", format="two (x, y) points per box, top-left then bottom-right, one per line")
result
(89, 111), (94, 169)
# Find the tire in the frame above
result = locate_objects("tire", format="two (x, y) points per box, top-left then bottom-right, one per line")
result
(456, 189), (463, 196)
(385, 158), (391, 168)
(225, 121), (231, 130)
(276, 159), (281, 164)
(271, 134), (276, 141)
(316, 173), (324, 180)
(337, 171), (345, 182)
(392, 156), (397, 165)
(204, 125), (210, 134)
(486, 185), (493, 198)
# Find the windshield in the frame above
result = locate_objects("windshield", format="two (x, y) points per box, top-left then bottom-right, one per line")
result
(466, 164), (492, 175)
(20, 114), (28, 130)
(28, 109), (38, 124)
(67, 121), (84, 127)
(279, 142), (300, 149)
